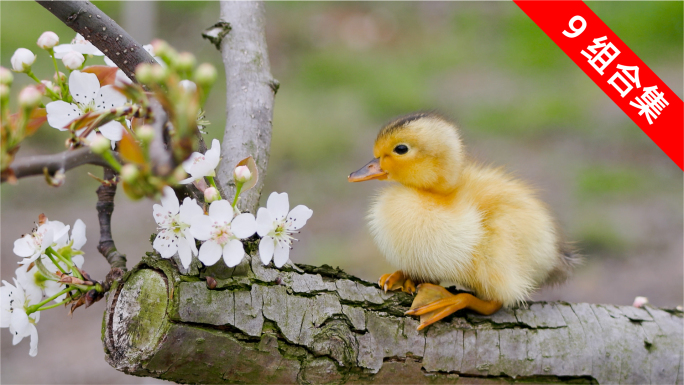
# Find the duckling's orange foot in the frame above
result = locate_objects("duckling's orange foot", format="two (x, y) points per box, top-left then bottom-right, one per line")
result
(405, 283), (503, 330)
(378, 271), (416, 294)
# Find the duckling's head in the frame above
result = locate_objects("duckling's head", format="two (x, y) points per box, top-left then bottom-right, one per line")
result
(349, 112), (465, 194)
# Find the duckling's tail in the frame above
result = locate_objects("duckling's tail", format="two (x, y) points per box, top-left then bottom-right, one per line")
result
(544, 242), (582, 286)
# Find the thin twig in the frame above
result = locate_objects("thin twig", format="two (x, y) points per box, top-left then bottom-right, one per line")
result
(96, 167), (127, 270)
(36, 1), (156, 82)
(2, 147), (120, 183)
(147, 98), (174, 176)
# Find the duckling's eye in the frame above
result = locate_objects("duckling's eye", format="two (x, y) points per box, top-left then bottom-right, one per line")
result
(393, 144), (409, 155)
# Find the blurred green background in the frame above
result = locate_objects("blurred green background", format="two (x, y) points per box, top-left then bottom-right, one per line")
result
(2, 2), (682, 384)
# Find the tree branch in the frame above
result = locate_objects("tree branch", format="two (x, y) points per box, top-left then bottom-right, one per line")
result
(212, 1), (277, 213)
(2, 147), (119, 183)
(104, 255), (683, 384)
(96, 167), (127, 270)
(36, 0), (156, 82)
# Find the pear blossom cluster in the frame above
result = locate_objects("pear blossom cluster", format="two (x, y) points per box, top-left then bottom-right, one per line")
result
(2, 216), (95, 357)
(152, 140), (313, 269)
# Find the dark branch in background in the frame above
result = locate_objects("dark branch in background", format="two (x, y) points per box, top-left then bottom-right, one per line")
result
(96, 167), (127, 270)
(36, 0), (156, 81)
(2, 147), (118, 182)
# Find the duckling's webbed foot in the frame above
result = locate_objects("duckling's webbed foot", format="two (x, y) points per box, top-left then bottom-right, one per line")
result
(405, 283), (502, 330)
(378, 271), (416, 294)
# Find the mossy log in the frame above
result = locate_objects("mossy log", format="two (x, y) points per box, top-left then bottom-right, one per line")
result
(103, 255), (683, 384)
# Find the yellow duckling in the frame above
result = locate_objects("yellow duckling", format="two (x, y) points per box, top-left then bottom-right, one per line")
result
(349, 112), (577, 330)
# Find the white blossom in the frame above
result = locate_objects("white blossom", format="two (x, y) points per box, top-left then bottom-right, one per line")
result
(18, 86), (43, 109)
(53, 33), (103, 59)
(13, 220), (70, 265)
(11, 48), (36, 73)
(1, 279), (40, 357)
(15, 254), (84, 304)
(153, 186), (204, 269)
(256, 192), (313, 268)
(180, 139), (221, 184)
(191, 200), (256, 267)
(46, 71), (127, 145)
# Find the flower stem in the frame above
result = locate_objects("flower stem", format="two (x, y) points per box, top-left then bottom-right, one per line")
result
(26, 70), (61, 100)
(232, 182), (243, 209)
(26, 286), (73, 314)
(44, 248), (67, 275)
(48, 49), (63, 98)
(100, 149), (123, 172)
(36, 299), (70, 311)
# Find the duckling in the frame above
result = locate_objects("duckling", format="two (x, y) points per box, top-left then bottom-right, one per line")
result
(349, 112), (577, 330)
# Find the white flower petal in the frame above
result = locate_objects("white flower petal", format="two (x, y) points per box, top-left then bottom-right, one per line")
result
(204, 139), (221, 169)
(104, 56), (116, 67)
(286, 205), (313, 231)
(183, 229), (198, 256)
(255, 207), (274, 237)
(46, 101), (81, 130)
(11, 311), (29, 343)
(198, 240), (222, 266)
(153, 204), (172, 227)
(153, 230), (178, 259)
(223, 239), (245, 267)
(69, 71), (100, 105)
(267, 192), (289, 222)
(52, 44), (73, 59)
(259, 236), (275, 265)
(273, 241), (290, 268)
(71, 219), (87, 250)
(182, 152), (203, 174)
(13, 236), (35, 258)
(28, 323), (38, 357)
(177, 237), (192, 269)
(72, 255), (85, 269)
(208, 200), (233, 221)
(160, 186), (180, 215)
(179, 176), (196, 185)
(179, 198), (204, 224)
(190, 215), (213, 241)
(98, 121), (125, 143)
(231, 213), (257, 239)
(94, 85), (126, 112)
(40, 227), (54, 252)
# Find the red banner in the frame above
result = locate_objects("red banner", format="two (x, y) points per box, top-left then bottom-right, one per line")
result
(515, 1), (683, 170)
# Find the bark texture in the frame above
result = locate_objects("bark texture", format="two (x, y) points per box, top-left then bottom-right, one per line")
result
(213, 1), (277, 213)
(103, 254), (683, 384)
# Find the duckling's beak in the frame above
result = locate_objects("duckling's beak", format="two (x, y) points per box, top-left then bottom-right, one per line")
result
(348, 158), (388, 182)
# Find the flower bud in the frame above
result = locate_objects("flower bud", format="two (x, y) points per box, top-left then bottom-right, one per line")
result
(53, 71), (66, 84)
(11, 48), (36, 73)
(136, 125), (155, 143)
(62, 51), (85, 70)
(90, 136), (111, 154)
(37, 31), (59, 50)
(176, 52), (196, 71)
(632, 296), (648, 308)
(194, 63), (216, 86)
(150, 39), (171, 57)
(135, 63), (154, 84)
(233, 165), (252, 184)
(18, 86), (43, 109)
(179, 80), (197, 94)
(0, 84), (9, 99)
(41, 80), (59, 95)
(150, 65), (168, 83)
(204, 187), (220, 203)
(120, 164), (140, 183)
(0, 67), (13, 85)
